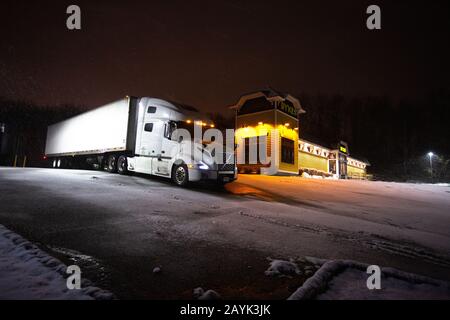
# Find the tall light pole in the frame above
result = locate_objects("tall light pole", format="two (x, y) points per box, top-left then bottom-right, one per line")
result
(428, 152), (434, 182)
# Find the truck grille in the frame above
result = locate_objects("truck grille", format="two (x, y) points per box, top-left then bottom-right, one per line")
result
(218, 152), (235, 172)
(220, 163), (235, 171)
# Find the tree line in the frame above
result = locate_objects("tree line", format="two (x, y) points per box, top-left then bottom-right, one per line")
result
(297, 90), (450, 182)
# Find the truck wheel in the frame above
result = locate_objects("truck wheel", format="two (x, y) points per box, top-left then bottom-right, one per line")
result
(106, 154), (118, 173)
(172, 164), (189, 187)
(117, 155), (128, 175)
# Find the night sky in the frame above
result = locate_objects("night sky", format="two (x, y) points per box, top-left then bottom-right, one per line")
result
(1, 0), (450, 113)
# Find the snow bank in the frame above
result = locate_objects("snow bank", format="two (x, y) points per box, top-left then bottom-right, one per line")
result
(288, 258), (450, 300)
(301, 172), (324, 179)
(0, 224), (113, 300)
(193, 287), (221, 300)
(265, 258), (301, 277)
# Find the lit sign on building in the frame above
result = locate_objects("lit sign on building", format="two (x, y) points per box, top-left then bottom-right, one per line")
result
(339, 145), (347, 154)
(274, 101), (297, 118)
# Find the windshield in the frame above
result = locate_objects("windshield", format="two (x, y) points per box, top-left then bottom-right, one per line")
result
(171, 120), (220, 146)
(174, 121), (195, 137)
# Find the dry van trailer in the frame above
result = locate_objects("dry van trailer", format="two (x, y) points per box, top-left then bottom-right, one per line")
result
(45, 96), (140, 172)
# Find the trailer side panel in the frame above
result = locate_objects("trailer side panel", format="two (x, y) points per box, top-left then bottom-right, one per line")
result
(45, 98), (130, 156)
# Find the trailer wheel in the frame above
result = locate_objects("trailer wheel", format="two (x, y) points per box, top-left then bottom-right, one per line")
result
(57, 158), (62, 168)
(172, 164), (189, 187)
(106, 154), (118, 173)
(52, 159), (57, 168)
(59, 158), (69, 169)
(117, 155), (128, 175)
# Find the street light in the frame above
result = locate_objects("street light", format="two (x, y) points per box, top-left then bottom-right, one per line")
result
(427, 152), (434, 182)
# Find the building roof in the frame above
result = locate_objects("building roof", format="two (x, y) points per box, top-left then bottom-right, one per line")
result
(259, 87), (288, 99)
(300, 135), (370, 165)
(229, 87), (306, 114)
(347, 154), (371, 165)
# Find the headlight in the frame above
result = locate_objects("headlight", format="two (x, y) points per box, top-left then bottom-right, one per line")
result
(188, 162), (209, 170)
(198, 161), (209, 170)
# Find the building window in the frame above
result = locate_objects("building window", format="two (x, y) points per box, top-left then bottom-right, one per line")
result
(281, 138), (294, 164)
(244, 136), (267, 164)
(329, 160), (337, 174)
(147, 106), (157, 113)
(244, 138), (251, 164)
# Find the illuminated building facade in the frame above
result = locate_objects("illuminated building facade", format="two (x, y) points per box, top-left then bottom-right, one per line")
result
(230, 89), (369, 179)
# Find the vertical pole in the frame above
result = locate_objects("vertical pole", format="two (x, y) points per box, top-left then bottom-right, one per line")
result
(429, 156), (433, 182)
(22, 155), (27, 167)
(336, 152), (340, 178)
(13, 154), (17, 167)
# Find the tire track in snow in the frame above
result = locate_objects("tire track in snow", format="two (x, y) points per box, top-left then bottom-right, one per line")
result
(237, 210), (450, 269)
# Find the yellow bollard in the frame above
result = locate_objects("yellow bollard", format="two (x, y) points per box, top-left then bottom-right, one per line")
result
(13, 155), (17, 167)
(22, 156), (27, 168)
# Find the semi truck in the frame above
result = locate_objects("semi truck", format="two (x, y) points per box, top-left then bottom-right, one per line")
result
(45, 96), (237, 186)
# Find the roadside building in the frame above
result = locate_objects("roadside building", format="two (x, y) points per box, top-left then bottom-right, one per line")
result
(230, 89), (370, 179)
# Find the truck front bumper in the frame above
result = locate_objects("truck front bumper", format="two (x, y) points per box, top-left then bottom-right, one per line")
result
(188, 168), (237, 183)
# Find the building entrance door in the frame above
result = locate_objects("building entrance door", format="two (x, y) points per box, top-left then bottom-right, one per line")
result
(339, 153), (347, 178)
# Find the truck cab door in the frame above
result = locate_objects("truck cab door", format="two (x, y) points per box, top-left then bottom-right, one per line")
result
(140, 121), (163, 156)
(135, 121), (163, 174)
(153, 121), (178, 177)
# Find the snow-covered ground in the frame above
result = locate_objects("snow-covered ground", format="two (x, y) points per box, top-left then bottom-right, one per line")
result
(1, 168), (449, 299)
(288, 258), (450, 300)
(228, 175), (450, 255)
(0, 224), (112, 300)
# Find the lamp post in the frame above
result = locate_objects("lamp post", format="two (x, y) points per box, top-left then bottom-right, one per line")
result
(427, 152), (434, 182)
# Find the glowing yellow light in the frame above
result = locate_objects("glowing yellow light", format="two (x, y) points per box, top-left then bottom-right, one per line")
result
(258, 122), (263, 125)
(210, 124), (215, 128)
(294, 127), (298, 130)
(202, 122), (207, 126)
(284, 123), (290, 127)
(186, 120), (192, 124)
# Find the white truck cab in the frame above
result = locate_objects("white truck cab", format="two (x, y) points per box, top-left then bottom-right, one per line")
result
(127, 97), (237, 185)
